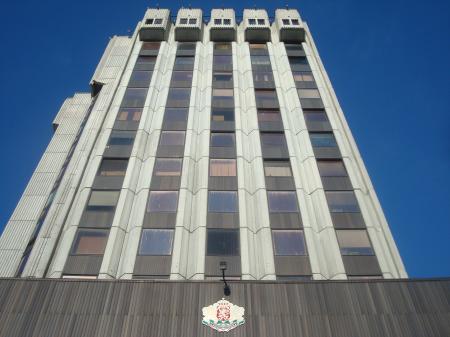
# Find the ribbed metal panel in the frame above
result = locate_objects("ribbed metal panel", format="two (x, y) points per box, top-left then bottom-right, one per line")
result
(10, 195), (47, 221)
(22, 172), (57, 196)
(0, 221), (35, 250)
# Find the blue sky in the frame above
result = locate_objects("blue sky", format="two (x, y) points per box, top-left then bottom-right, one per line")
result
(0, 0), (449, 277)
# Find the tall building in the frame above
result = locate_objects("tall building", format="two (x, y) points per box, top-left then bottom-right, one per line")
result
(0, 8), (447, 337)
(1, 7), (406, 280)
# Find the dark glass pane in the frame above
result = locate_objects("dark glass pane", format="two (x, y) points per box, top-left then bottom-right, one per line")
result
(214, 43), (231, 51)
(317, 160), (347, 177)
(310, 133), (337, 147)
(272, 230), (306, 255)
(164, 108), (188, 122)
(214, 55), (232, 64)
(258, 110), (282, 122)
(174, 56), (195, 67)
(253, 72), (274, 83)
(207, 229), (239, 255)
(267, 191), (299, 212)
(260, 133), (287, 146)
(336, 230), (374, 255)
(108, 131), (135, 146)
(289, 56), (308, 65)
(159, 131), (185, 146)
(98, 159), (128, 176)
(142, 42), (160, 51)
(210, 133), (235, 147)
(325, 191), (360, 213)
(116, 108), (142, 122)
(251, 56), (271, 65)
(139, 229), (174, 255)
(213, 72), (233, 82)
(135, 56), (156, 71)
(304, 110), (329, 123)
(298, 89), (321, 99)
(208, 191), (238, 213)
(167, 88), (191, 106)
(285, 44), (303, 52)
(264, 161), (292, 177)
(71, 229), (108, 255)
(147, 191), (179, 212)
(211, 108), (234, 122)
(128, 71), (152, 87)
(210, 159), (236, 177)
(171, 71), (193, 83)
(212, 88), (233, 97)
(87, 190), (120, 209)
(121, 88), (147, 107)
(293, 72), (315, 82)
(154, 158), (182, 176)
(178, 43), (196, 50)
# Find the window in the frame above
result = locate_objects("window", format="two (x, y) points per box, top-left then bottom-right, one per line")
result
(255, 90), (279, 108)
(178, 43), (196, 51)
(211, 108), (234, 122)
(264, 161), (292, 177)
(121, 88), (147, 107)
(223, 19), (231, 25)
(128, 71), (152, 88)
(317, 160), (347, 177)
(214, 18), (221, 24)
(215, 43), (231, 51)
(253, 72), (274, 83)
(212, 88), (233, 97)
(257, 19), (265, 25)
(108, 131), (135, 146)
(116, 108), (142, 122)
(138, 229), (174, 255)
(298, 89), (321, 99)
(304, 110), (329, 123)
(159, 131), (185, 146)
(86, 191), (120, 210)
(250, 44), (267, 50)
(154, 158), (182, 176)
(167, 88), (191, 106)
(180, 18), (188, 24)
(174, 56), (194, 68)
(293, 72), (315, 82)
(258, 109), (282, 122)
(267, 191), (299, 213)
(325, 191), (360, 213)
(251, 55), (271, 66)
(71, 229), (108, 255)
(208, 191), (238, 213)
(188, 18), (197, 24)
(210, 132), (235, 147)
(248, 18), (256, 25)
(210, 159), (236, 177)
(213, 72), (233, 83)
(289, 56), (308, 66)
(135, 56), (156, 71)
(291, 19), (300, 25)
(282, 19), (290, 25)
(142, 42), (161, 51)
(285, 44), (303, 52)
(154, 18), (163, 24)
(207, 229), (239, 255)
(260, 133), (287, 147)
(147, 191), (179, 212)
(145, 18), (154, 24)
(98, 159), (128, 177)
(171, 71), (193, 85)
(309, 133), (337, 147)
(336, 230), (374, 255)
(214, 55), (232, 65)
(272, 230), (306, 255)
(164, 108), (188, 122)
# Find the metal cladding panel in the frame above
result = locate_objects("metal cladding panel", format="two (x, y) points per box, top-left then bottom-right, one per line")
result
(175, 8), (203, 41)
(209, 8), (236, 42)
(0, 279), (448, 337)
(275, 9), (306, 43)
(139, 8), (171, 41)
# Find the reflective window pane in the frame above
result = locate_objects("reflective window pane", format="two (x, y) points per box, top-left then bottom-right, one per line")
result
(210, 159), (236, 177)
(211, 108), (234, 122)
(260, 133), (287, 147)
(310, 133), (337, 147)
(147, 191), (179, 212)
(108, 131), (135, 146)
(326, 191), (360, 213)
(213, 72), (233, 82)
(71, 229), (108, 255)
(167, 88), (191, 106)
(336, 230), (374, 255)
(289, 57), (308, 66)
(171, 71), (193, 83)
(214, 55), (232, 64)
(251, 56), (271, 65)
(159, 131), (185, 146)
(293, 72), (315, 82)
(98, 159), (128, 177)
(213, 88), (233, 97)
(128, 71), (152, 87)
(154, 158), (182, 176)
(258, 110), (282, 122)
(210, 133), (235, 147)
(317, 160), (347, 177)
(298, 89), (321, 99)
(214, 43), (231, 51)
(142, 42), (161, 51)
(304, 110), (329, 123)
(207, 229), (239, 255)
(272, 230), (306, 255)
(87, 191), (120, 208)
(174, 56), (194, 67)
(253, 72), (274, 83)
(121, 88), (148, 107)
(264, 161), (292, 177)
(139, 229), (174, 255)
(267, 191), (299, 212)
(116, 108), (142, 122)
(164, 108), (188, 122)
(208, 191), (238, 213)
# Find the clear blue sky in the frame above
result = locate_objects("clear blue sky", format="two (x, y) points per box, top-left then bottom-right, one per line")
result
(0, 0), (448, 278)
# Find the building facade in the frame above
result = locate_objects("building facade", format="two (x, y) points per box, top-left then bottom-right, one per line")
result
(0, 7), (407, 281)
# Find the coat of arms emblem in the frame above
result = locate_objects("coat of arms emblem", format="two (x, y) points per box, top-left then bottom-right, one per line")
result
(202, 298), (245, 332)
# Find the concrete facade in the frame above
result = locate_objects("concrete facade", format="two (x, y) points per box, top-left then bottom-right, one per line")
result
(0, 8), (407, 280)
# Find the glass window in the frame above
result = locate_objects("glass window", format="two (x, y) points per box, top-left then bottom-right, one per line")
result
(87, 190), (120, 208)
(336, 230), (374, 255)
(214, 55), (232, 64)
(98, 159), (128, 177)
(213, 72), (233, 83)
(179, 18), (188, 24)
(257, 19), (265, 25)
(210, 132), (235, 147)
(223, 19), (231, 25)
(135, 56), (157, 71)
(174, 56), (194, 67)
(291, 19), (300, 25)
(293, 72), (315, 82)
(248, 18), (256, 25)
(282, 19), (290, 25)
(159, 131), (185, 146)
(289, 56), (308, 66)
(267, 191), (299, 212)
(164, 108), (188, 122)
(285, 44), (303, 52)
(326, 191), (360, 213)
(317, 160), (347, 177)
(188, 18), (197, 24)
(304, 110), (329, 123)
(145, 18), (154, 24)
(116, 108), (142, 122)
(128, 71), (152, 87)
(258, 110), (282, 122)
(250, 44), (267, 50)
(214, 43), (231, 51)
(251, 55), (271, 65)
(211, 108), (234, 122)
(212, 88), (233, 97)
(255, 90), (279, 107)
(208, 191), (238, 213)
(298, 89), (321, 99)
(309, 133), (337, 147)
(272, 230), (306, 255)
(147, 191), (178, 212)
(71, 229), (108, 255)
(210, 159), (236, 177)
(214, 18), (221, 24)
(142, 42), (160, 51)
(108, 131), (135, 146)
(154, 18), (163, 24)
(154, 158), (182, 176)
(178, 43), (196, 50)
(260, 133), (287, 147)
(171, 71), (193, 83)
(207, 229), (239, 256)
(253, 72), (274, 83)
(167, 88), (191, 105)
(138, 229), (174, 255)
(121, 88), (147, 107)
(264, 161), (292, 177)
